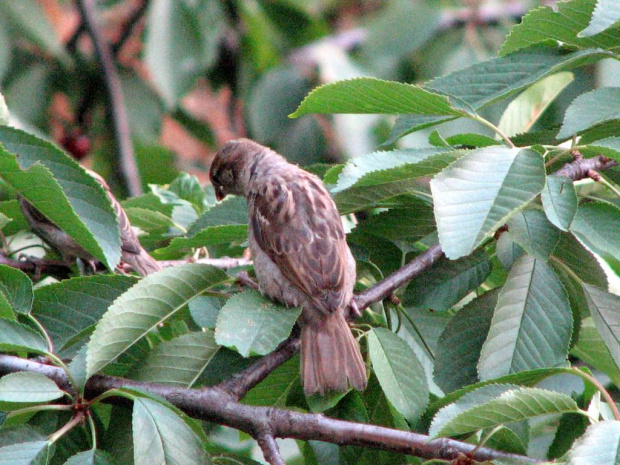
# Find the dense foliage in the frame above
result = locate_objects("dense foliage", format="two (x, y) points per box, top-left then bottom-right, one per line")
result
(1, 0), (620, 464)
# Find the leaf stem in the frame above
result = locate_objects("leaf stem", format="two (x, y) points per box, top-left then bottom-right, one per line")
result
(596, 175), (620, 198)
(395, 305), (435, 360)
(28, 314), (54, 354)
(572, 367), (620, 421)
(471, 115), (515, 148)
(47, 353), (79, 395)
(87, 412), (98, 450)
(8, 404), (73, 419)
(49, 411), (85, 444)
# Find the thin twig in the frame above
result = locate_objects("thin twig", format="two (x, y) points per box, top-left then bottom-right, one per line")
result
(76, 0), (142, 197)
(354, 243), (444, 311)
(112, 0), (151, 55)
(256, 431), (285, 465)
(217, 334), (300, 401)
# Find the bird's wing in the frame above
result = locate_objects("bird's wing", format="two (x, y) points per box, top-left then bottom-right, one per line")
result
(249, 172), (350, 314)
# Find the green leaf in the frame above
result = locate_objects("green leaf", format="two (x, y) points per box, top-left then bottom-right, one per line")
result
(0, 126), (121, 270)
(500, 0), (620, 56)
(498, 72), (574, 138)
(0, 0), (69, 63)
(133, 396), (211, 465)
(64, 449), (115, 465)
(290, 77), (466, 117)
(558, 87), (620, 139)
(144, 0), (222, 107)
(169, 173), (206, 214)
(215, 290), (301, 357)
(485, 425), (528, 455)
(571, 202), (620, 261)
(580, 0), (620, 36)
(571, 318), (620, 386)
(188, 296), (222, 329)
(581, 137), (620, 161)
(352, 202), (436, 243)
(121, 70), (164, 144)
(0, 372), (64, 405)
(0, 266), (32, 316)
(431, 147), (545, 259)
(478, 255), (572, 380)
(124, 207), (176, 236)
(434, 290), (498, 393)
(32, 275), (137, 353)
(155, 196), (248, 255)
(404, 250), (491, 312)
(582, 284), (620, 371)
(243, 356), (299, 407)
(507, 209), (560, 260)
(430, 383), (519, 437)
(0, 318), (48, 354)
(0, 440), (49, 465)
(541, 175), (578, 231)
(0, 93), (7, 125)
(86, 264), (229, 378)
(496, 230), (525, 270)
(387, 49), (613, 143)
(433, 387), (580, 438)
(333, 148), (459, 214)
(568, 420), (620, 464)
(426, 367), (577, 421)
(133, 331), (220, 387)
(367, 328), (429, 423)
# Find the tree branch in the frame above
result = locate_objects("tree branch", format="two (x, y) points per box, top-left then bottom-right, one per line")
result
(75, 0), (142, 197)
(554, 154), (618, 180)
(0, 355), (544, 464)
(111, 0), (151, 56)
(216, 333), (300, 401)
(256, 431), (285, 465)
(354, 243), (444, 311)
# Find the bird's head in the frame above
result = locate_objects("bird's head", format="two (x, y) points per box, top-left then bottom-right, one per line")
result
(209, 138), (267, 201)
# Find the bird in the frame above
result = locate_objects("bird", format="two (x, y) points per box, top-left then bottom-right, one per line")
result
(209, 138), (367, 395)
(19, 168), (161, 277)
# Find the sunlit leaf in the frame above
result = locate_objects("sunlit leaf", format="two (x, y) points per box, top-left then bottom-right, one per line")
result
(86, 264), (229, 378)
(368, 328), (429, 423)
(431, 147), (545, 259)
(478, 255), (572, 380)
(215, 290), (300, 357)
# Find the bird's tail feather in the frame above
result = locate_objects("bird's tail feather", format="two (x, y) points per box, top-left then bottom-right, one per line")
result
(301, 312), (367, 396)
(122, 249), (162, 277)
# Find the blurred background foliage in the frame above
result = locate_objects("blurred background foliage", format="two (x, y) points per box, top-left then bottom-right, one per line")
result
(2, 0), (612, 196)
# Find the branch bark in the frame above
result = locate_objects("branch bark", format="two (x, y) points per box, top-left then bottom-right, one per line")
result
(75, 0), (142, 197)
(0, 355), (544, 464)
(256, 432), (285, 465)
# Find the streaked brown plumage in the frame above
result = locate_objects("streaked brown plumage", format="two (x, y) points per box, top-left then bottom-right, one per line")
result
(210, 138), (367, 395)
(19, 168), (161, 276)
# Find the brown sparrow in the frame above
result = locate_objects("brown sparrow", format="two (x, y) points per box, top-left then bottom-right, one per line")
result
(210, 138), (367, 395)
(20, 168), (161, 276)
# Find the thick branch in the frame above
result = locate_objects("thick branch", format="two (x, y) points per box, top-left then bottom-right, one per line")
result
(0, 355), (543, 464)
(554, 154), (618, 180)
(76, 0), (142, 197)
